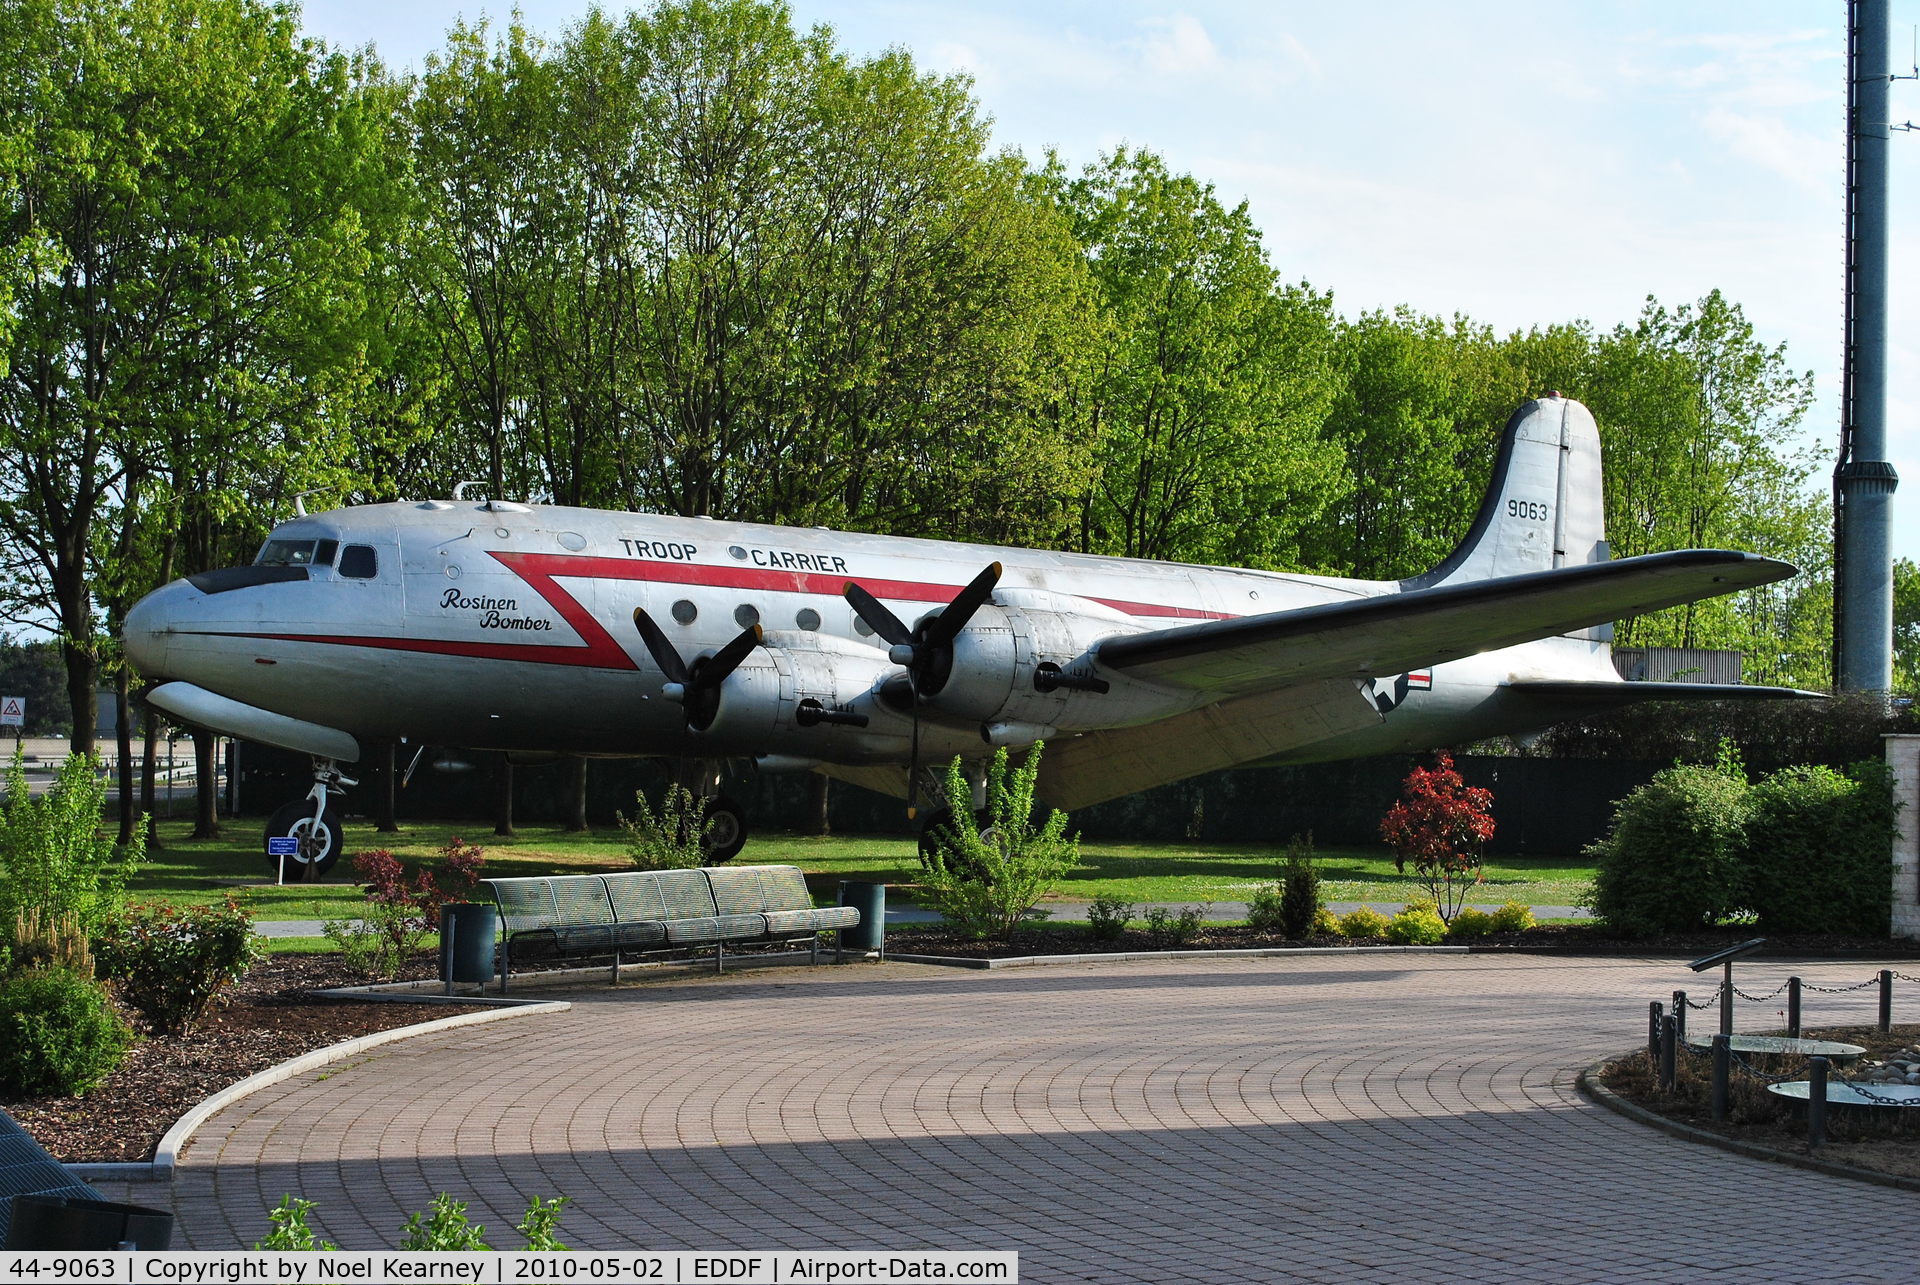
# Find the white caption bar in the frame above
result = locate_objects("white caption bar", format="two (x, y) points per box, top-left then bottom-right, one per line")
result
(2, 1251), (1018, 1284)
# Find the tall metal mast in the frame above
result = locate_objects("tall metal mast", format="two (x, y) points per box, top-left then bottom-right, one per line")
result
(1834, 0), (1898, 691)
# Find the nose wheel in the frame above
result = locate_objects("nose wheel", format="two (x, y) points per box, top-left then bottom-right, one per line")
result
(264, 799), (344, 880)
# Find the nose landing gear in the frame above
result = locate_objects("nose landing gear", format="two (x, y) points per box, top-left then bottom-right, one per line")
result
(264, 758), (355, 881)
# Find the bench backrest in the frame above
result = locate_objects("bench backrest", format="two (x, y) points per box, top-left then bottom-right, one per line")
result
(484, 876), (615, 931)
(707, 865), (814, 915)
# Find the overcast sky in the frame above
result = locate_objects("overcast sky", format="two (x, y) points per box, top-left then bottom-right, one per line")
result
(300, 0), (1920, 561)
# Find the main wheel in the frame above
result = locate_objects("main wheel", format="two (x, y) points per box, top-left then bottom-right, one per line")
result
(700, 794), (748, 864)
(264, 800), (344, 880)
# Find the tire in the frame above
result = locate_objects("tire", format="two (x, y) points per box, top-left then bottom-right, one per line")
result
(264, 800), (344, 880)
(700, 794), (748, 864)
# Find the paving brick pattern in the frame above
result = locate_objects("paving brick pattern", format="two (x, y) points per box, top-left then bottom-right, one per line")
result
(101, 954), (1920, 1281)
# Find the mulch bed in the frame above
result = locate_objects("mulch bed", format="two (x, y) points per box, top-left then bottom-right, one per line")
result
(2, 955), (489, 1165)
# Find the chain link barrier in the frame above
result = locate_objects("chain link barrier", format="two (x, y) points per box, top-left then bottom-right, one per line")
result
(1799, 976), (1884, 994)
(1730, 980), (1791, 1003)
(1679, 992), (1718, 1010)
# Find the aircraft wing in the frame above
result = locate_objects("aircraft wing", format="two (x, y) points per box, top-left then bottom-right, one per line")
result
(1500, 678), (1825, 705)
(1094, 549), (1796, 697)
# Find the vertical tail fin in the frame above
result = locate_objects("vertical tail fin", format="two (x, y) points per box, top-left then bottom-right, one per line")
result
(1404, 395), (1608, 590)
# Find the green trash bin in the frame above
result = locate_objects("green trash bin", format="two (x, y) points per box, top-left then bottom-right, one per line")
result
(838, 881), (886, 954)
(439, 903), (498, 988)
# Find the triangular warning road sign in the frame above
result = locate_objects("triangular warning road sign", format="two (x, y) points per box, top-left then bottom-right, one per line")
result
(0, 698), (20, 717)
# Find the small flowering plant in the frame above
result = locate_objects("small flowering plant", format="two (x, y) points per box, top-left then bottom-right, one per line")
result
(1379, 752), (1495, 923)
(326, 838), (485, 979)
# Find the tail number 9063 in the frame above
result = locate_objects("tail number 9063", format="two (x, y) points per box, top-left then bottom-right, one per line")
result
(1506, 498), (1549, 522)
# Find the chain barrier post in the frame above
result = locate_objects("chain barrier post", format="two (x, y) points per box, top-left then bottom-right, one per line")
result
(1672, 990), (1688, 1044)
(1880, 969), (1893, 1033)
(1649, 1001), (1664, 1062)
(1710, 1033), (1730, 1121)
(1719, 971), (1734, 1037)
(1807, 1055), (1828, 1149)
(1660, 1013), (1677, 1092)
(1787, 976), (1801, 1038)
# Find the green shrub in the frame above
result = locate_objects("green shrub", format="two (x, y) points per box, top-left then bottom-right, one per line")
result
(1386, 903), (1448, 945)
(324, 840), (486, 980)
(401, 1194), (491, 1250)
(1489, 900), (1536, 933)
(1279, 835), (1322, 939)
(1086, 895), (1133, 942)
(1310, 905), (1341, 935)
(1584, 762), (1751, 936)
(1245, 884), (1286, 933)
(256, 1196), (337, 1251)
(1143, 905), (1207, 947)
(1743, 760), (1896, 935)
(96, 899), (260, 1036)
(921, 744), (1078, 942)
(0, 965), (133, 1097)
(617, 786), (711, 870)
(1338, 906), (1391, 939)
(1447, 907), (1495, 939)
(0, 751), (143, 941)
(9, 906), (93, 977)
(260, 1194), (567, 1252)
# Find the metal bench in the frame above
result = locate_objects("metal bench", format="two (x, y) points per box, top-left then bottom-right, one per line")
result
(1, 1109), (171, 1249)
(482, 865), (862, 991)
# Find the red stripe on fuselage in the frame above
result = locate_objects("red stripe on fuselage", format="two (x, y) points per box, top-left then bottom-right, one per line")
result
(209, 550), (1233, 668)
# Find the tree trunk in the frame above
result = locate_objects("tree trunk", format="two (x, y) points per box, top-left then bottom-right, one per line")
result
(804, 773), (831, 837)
(493, 754), (516, 838)
(114, 669), (135, 845)
(375, 742), (399, 833)
(139, 712), (161, 847)
(191, 729), (218, 839)
(62, 637), (96, 757)
(563, 757), (589, 832)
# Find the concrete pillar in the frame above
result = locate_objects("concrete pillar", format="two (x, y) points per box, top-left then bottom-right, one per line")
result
(1885, 735), (1920, 939)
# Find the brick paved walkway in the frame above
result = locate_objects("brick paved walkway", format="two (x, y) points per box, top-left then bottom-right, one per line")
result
(102, 954), (1918, 1281)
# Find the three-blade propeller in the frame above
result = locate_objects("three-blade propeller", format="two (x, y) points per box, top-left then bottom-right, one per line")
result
(843, 561), (1002, 700)
(633, 607), (762, 732)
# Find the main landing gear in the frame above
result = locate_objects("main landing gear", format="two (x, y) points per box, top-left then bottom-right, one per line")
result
(263, 758), (353, 881)
(673, 761), (748, 864)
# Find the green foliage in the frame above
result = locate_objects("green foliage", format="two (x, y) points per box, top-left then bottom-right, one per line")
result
(8, 906), (93, 978)
(920, 744), (1079, 942)
(1446, 907), (1495, 939)
(1584, 763), (1751, 936)
(1245, 885), (1286, 934)
(1143, 905), (1207, 948)
(1310, 905), (1342, 935)
(401, 1194), (491, 1251)
(617, 786), (712, 871)
(0, 966), (133, 1097)
(1278, 837), (1323, 939)
(324, 840), (486, 980)
(0, 752), (143, 939)
(1338, 906), (1391, 939)
(1386, 902), (1448, 945)
(255, 1196), (338, 1251)
(95, 899), (260, 1036)
(1488, 901), (1537, 933)
(1743, 760), (1895, 936)
(516, 1196), (570, 1251)
(1086, 895), (1134, 942)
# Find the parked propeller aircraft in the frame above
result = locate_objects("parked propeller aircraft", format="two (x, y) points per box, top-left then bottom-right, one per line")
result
(123, 396), (1811, 875)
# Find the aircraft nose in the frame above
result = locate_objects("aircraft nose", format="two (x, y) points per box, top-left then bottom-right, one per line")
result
(122, 581), (183, 678)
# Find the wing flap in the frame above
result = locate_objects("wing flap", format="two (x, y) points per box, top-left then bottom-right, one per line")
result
(1095, 550), (1796, 697)
(1503, 678), (1825, 706)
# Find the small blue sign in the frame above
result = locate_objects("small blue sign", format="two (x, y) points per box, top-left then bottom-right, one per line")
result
(267, 837), (299, 857)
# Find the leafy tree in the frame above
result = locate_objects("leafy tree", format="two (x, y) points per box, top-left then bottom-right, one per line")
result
(921, 743), (1078, 941)
(1379, 752), (1494, 922)
(1056, 147), (1340, 568)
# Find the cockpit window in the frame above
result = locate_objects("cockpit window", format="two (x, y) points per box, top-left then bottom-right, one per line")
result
(256, 539), (320, 567)
(339, 545), (378, 579)
(314, 539), (338, 567)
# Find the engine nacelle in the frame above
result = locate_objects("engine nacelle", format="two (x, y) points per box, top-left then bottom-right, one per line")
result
(700, 631), (910, 756)
(918, 588), (1162, 732)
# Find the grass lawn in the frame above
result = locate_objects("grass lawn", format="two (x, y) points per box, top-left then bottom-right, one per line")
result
(131, 818), (1596, 926)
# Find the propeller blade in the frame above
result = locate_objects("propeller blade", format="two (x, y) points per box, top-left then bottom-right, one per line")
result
(699, 624), (764, 688)
(632, 608), (691, 685)
(921, 562), (1002, 649)
(843, 581), (913, 646)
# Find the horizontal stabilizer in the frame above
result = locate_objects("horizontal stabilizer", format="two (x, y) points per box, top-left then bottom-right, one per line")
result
(1095, 549), (1796, 697)
(1502, 678), (1826, 706)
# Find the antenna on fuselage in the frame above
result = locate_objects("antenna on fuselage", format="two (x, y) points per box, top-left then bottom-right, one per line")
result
(291, 490), (327, 517)
(452, 481), (488, 501)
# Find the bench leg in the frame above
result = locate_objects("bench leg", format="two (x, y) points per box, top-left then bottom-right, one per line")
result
(714, 940), (724, 974)
(810, 934), (818, 965)
(611, 948), (620, 986)
(835, 928), (843, 964)
(499, 941), (511, 996)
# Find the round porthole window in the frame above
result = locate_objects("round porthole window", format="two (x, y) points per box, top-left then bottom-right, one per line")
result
(557, 531), (587, 551)
(853, 616), (874, 637)
(796, 608), (821, 631)
(671, 599), (698, 625)
(728, 545), (748, 561)
(735, 604), (760, 628)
